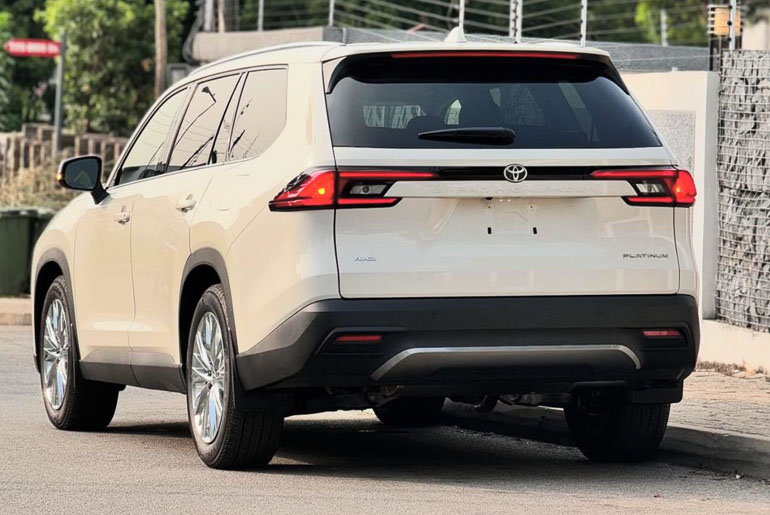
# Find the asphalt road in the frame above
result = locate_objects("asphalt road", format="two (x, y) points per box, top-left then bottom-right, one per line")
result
(2, 325), (769, 514)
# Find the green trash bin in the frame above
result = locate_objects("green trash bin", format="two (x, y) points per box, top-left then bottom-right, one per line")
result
(0, 208), (55, 296)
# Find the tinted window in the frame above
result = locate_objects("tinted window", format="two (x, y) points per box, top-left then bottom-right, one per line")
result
(168, 74), (240, 172)
(116, 89), (187, 185)
(211, 75), (244, 165)
(228, 69), (288, 161)
(326, 56), (660, 149)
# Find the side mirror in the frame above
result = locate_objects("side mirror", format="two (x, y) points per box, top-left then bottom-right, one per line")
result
(57, 155), (108, 203)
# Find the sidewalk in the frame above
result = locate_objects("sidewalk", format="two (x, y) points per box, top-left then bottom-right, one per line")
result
(0, 297), (31, 326)
(445, 369), (770, 479)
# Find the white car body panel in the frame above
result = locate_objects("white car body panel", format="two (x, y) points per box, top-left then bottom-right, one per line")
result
(31, 41), (698, 371)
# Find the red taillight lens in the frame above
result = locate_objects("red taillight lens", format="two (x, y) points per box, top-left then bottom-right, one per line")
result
(269, 169), (436, 211)
(668, 171), (697, 206)
(268, 170), (336, 211)
(591, 169), (696, 207)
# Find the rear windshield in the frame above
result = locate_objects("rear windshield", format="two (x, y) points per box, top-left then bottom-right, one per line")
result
(325, 55), (660, 149)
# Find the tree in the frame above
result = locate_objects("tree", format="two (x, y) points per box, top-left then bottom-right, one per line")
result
(0, 0), (56, 131)
(635, 1), (709, 46)
(0, 12), (12, 131)
(39, 0), (188, 136)
(155, 0), (167, 98)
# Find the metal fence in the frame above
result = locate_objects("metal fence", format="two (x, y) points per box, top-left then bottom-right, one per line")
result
(203, 0), (715, 47)
(716, 50), (770, 332)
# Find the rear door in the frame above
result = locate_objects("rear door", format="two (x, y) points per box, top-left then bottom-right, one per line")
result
(128, 73), (242, 359)
(325, 51), (688, 298)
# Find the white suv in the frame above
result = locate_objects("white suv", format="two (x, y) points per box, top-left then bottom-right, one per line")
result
(32, 41), (699, 469)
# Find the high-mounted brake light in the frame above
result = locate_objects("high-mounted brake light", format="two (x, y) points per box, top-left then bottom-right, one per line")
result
(390, 51), (580, 60)
(269, 169), (437, 211)
(591, 169), (696, 207)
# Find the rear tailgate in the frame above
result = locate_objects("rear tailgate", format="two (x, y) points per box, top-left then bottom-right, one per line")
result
(323, 51), (689, 298)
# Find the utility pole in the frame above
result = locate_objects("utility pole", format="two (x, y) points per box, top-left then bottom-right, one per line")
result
(257, 0), (264, 31)
(204, 0), (214, 31)
(660, 8), (668, 47)
(218, 0), (226, 31)
(154, 0), (167, 98)
(328, 0), (335, 26)
(580, 0), (588, 47)
(510, 0), (523, 41)
(729, 0), (738, 50)
(52, 31), (66, 158)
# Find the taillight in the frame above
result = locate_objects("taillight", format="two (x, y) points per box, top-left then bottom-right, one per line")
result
(269, 169), (436, 211)
(268, 170), (336, 211)
(591, 169), (696, 207)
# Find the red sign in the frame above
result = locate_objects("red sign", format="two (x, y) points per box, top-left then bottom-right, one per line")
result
(3, 38), (60, 58)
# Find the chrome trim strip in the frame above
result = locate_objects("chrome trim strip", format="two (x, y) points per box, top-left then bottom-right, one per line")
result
(370, 344), (642, 382)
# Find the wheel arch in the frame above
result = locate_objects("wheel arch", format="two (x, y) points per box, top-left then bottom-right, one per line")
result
(179, 249), (240, 371)
(33, 249), (74, 372)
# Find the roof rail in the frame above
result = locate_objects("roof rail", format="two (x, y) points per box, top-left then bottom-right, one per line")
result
(192, 41), (342, 75)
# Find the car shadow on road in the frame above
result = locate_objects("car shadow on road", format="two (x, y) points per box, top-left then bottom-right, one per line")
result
(104, 421), (191, 439)
(258, 416), (675, 486)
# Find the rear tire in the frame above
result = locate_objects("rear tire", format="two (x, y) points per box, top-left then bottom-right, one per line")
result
(40, 276), (120, 431)
(564, 391), (669, 462)
(186, 284), (283, 469)
(373, 397), (445, 427)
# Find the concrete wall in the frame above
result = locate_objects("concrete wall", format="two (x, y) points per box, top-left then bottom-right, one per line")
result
(623, 71), (720, 318)
(745, 13), (770, 51)
(192, 27), (329, 63)
(623, 71), (770, 371)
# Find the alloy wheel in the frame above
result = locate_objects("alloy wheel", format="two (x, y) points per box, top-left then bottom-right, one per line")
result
(42, 299), (70, 410)
(190, 312), (226, 444)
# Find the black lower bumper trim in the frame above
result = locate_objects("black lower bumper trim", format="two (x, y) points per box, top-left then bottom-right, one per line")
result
(235, 295), (699, 393)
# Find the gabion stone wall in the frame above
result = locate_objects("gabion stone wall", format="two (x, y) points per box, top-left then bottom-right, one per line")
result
(716, 51), (770, 331)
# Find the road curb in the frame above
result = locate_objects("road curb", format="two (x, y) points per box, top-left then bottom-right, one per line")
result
(443, 401), (770, 480)
(0, 312), (31, 326)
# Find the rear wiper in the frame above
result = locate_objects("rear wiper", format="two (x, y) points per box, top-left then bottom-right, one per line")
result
(417, 127), (515, 146)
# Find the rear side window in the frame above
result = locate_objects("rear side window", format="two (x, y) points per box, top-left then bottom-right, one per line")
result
(227, 68), (288, 161)
(168, 74), (240, 172)
(326, 55), (660, 149)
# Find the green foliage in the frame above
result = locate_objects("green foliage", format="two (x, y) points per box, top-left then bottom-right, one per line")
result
(39, 0), (188, 136)
(635, 1), (709, 46)
(0, 0), (57, 131)
(0, 12), (12, 131)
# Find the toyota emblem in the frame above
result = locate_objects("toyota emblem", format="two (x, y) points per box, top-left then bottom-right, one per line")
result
(503, 164), (528, 183)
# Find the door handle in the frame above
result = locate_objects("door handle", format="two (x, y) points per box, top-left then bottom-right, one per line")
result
(114, 209), (130, 224)
(176, 195), (197, 213)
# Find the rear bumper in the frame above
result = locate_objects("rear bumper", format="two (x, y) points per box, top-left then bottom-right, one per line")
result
(235, 295), (699, 399)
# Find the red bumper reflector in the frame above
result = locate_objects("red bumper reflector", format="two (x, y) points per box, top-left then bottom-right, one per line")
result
(334, 334), (384, 344)
(642, 329), (683, 338)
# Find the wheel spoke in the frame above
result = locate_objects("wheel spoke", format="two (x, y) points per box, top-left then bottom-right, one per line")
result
(207, 391), (218, 438)
(44, 360), (56, 389)
(194, 384), (208, 416)
(45, 318), (58, 351)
